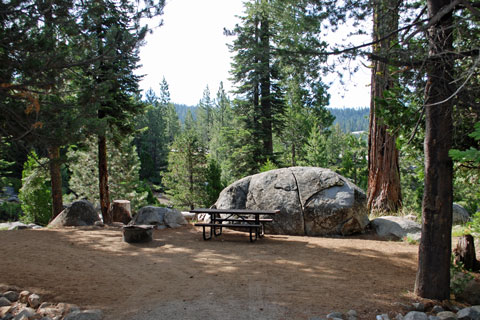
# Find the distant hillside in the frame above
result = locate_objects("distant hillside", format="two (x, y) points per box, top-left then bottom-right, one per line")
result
(328, 107), (369, 133)
(174, 103), (197, 123)
(173, 104), (369, 133)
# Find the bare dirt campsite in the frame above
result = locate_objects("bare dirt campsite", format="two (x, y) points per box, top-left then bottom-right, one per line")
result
(0, 224), (427, 320)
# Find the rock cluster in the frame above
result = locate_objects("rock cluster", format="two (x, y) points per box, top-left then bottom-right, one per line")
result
(309, 303), (480, 320)
(0, 222), (42, 230)
(0, 289), (102, 320)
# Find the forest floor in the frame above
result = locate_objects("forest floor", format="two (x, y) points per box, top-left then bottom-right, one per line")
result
(0, 225), (478, 320)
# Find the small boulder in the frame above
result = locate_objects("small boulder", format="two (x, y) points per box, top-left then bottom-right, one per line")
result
(457, 307), (480, 320)
(3, 291), (18, 302)
(131, 206), (187, 228)
(453, 203), (470, 225)
(0, 297), (11, 307)
(48, 200), (100, 228)
(370, 216), (421, 241)
(64, 309), (103, 320)
(19, 290), (30, 303)
(404, 312), (428, 320)
(28, 293), (41, 308)
(436, 311), (458, 320)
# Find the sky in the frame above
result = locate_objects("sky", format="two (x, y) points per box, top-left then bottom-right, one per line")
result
(137, 0), (371, 109)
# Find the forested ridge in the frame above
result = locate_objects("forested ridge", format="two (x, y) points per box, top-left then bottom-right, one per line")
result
(1, 0), (479, 301)
(175, 105), (370, 133)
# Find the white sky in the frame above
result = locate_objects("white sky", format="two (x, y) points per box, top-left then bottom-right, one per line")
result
(137, 0), (371, 109)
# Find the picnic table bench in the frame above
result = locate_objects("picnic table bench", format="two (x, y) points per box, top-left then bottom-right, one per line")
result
(190, 208), (279, 242)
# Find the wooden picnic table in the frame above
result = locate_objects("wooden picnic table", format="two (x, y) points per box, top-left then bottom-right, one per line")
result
(190, 208), (279, 242)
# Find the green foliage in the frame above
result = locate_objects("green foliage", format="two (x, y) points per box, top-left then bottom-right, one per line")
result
(467, 211), (480, 235)
(450, 254), (474, 296)
(67, 134), (148, 211)
(136, 87), (169, 184)
(204, 158), (225, 207)
(259, 158), (279, 173)
(0, 202), (22, 222)
(163, 130), (207, 210)
(18, 152), (52, 226)
(449, 122), (480, 168)
(0, 138), (14, 190)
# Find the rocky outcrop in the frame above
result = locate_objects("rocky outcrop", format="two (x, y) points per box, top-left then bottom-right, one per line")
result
(370, 216), (422, 241)
(130, 206), (187, 229)
(214, 167), (369, 236)
(48, 200), (100, 228)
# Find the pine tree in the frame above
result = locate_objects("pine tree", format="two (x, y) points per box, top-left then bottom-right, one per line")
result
(67, 133), (148, 211)
(163, 129), (207, 210)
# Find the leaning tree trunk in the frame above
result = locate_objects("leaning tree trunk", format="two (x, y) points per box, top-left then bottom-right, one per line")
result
(367, 0), (402, 213)
(98, 134), (111, 224)
(48, 146), (63, 220)
(414, 0), (454, 300)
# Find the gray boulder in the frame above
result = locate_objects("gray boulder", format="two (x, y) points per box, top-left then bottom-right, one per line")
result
(131, 206), (187, 228)
(48, 200), (100, 228)
(404, 312), (428, 320)
(370, 216), (421, 241)
(453, 203), (470, 225)
(214, 167), (369, 236)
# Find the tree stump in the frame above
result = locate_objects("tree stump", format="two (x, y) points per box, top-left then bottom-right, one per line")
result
(454, 234), (480, 272)
(111, 200), (132, 224)
(123, 225), (154, 243)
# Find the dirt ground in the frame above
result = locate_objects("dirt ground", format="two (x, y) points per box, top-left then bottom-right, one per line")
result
(0, 224), (465, 319)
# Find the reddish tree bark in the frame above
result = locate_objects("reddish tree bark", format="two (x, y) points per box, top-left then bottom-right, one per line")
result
(367, 0), (402, 213)
(48, 146), (63, 220)
(414, 0), (455, 300)
(98, 134), (111, 224)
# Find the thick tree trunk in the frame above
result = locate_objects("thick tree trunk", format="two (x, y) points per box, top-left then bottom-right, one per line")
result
(414, 0), (454, 300)
(48, 146), (63, 220)
(98, 134), (111, 224)
(368, 0), (402, 213)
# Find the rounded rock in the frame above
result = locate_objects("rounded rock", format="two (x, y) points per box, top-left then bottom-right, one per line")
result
(18, 290), (30, 303)
(28, 293), (41, 308)
(404, 311), (428, 320)
(437, 311), (458, 320)
(0, 297), (11, 307)
(3, 291), (19, 302)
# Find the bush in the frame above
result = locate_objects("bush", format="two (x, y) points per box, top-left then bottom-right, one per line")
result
(0, 201), (22, 222)
(18, 152), (52, 225)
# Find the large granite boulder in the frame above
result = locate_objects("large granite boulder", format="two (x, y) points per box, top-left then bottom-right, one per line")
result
(48, 200), (100, 228)
(370, 216), (422, 241)
(214, 167), (369, 236)
(131, 206), (187, 229)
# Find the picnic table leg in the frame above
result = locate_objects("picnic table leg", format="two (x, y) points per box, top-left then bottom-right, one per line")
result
(202, 226), (212, 240)
(249, 226), (258, 242)
(214, 225), (222, 236)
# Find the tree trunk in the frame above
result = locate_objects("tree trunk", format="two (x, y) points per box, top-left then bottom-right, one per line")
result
(48, 146), (63, 220)
(98, 134), (111, 224)
(414, 0), (454, 300)
(454, 235), (479, 272)
(367, 0), (402, 213)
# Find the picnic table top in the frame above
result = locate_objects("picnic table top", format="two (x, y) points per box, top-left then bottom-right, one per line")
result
(190, 208), (280, 215)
